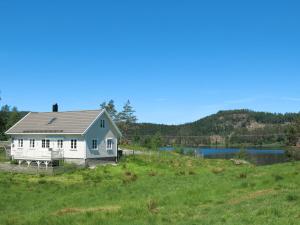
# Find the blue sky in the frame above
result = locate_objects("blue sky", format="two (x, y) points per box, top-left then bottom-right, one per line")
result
(0, 0), (300, 124)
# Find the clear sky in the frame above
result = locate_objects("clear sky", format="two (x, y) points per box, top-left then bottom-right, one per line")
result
(0, 0), (300, 124)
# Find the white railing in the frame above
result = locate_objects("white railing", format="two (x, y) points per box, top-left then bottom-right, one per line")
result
(13, 149), (63, 161)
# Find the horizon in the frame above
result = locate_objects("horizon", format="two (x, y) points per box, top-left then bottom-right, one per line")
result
(1, 1), (300, 124)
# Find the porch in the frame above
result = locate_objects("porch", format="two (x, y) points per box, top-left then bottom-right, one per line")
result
(12, 148), (63, 169)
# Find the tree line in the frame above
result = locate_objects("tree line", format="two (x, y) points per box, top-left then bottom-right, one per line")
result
(123, 109), (300, 147)
(0, 105), (24, 140)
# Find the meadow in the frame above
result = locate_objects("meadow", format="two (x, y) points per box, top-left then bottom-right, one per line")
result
(1, 152), (300, 225)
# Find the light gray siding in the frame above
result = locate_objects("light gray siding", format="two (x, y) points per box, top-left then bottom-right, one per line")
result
(84, 113), (118, 159)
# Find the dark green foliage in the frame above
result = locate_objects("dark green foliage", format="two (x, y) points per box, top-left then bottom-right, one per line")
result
(286, 193), (298, 202)
(122, 109), (300, 147)
(273, 174), (284, 182)
(117, 100), (137, 124)
(285, 117), (300, 146)
(0, 105), (27, 140)
(239, 173), (247, 179)
(100, 100), (118, 121)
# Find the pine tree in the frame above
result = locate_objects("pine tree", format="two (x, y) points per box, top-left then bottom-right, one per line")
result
(100, 101), (107, 110)
(118, 100), (137, 124)
(100, 100), (118, 121)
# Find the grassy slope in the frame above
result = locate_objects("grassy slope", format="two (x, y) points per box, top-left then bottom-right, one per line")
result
(1, 153), (300, 225)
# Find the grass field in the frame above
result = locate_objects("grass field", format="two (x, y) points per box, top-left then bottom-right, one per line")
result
(1, 152), (300, 225)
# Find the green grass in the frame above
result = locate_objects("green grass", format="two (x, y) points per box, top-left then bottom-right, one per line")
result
(1, 152), (300, 225)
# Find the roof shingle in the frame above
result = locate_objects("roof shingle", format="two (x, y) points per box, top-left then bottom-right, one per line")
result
(6, 110), (103, 134)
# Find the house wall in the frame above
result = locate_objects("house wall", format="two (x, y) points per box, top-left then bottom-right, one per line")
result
(10, 134), (85, 160)
(84, 112), (119, 159)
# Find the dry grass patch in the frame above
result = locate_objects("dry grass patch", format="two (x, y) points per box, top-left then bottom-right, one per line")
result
(212, 167), (225, 174)
(122, 171), (138, 184)
(54, 206), (121, 216)
(147, 199), (159, 214)
(228, 189), (277, 205)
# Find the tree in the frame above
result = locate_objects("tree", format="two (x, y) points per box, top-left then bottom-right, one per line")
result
(7, 107), (21, 129)
(150, 132), (162, 150)
(100, 100), (118, 121)
(118, 100), (137, 124)
(100, 101), (107, 110)
(285, 117), (300, 146)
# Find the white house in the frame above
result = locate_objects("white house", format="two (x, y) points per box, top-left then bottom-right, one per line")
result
(5, 107), (122, 167)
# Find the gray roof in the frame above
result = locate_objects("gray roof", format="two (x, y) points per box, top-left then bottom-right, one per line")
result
(6, 110), (104, 134)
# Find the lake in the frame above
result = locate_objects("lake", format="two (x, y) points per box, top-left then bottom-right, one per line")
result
(159, 147), (289, 165)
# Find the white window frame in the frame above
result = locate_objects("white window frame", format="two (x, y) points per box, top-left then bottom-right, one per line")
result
(57, 140), (63, 149)
(18, 139), (23, 148)
(92, 139), (98, 150)
(29, 139), (35, 149)
(106, 138), (113, 151)
(42, 139), (50, 148)
(71, 139), (77, 150)
(100, 119), (105, 128)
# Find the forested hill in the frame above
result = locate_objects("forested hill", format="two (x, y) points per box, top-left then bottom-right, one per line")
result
(123, 109), (300, 146)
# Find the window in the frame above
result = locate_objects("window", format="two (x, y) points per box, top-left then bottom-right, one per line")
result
(42, 139), (50, 148)
(100, 119), (105, 128)
(106, 138), (113, 150)
(18, 139), (23, 148)
(92, 139), (98, 150)
(71, 139), (77, 150)
(30, 139), (35, 148)
(57, 140), (63, 149)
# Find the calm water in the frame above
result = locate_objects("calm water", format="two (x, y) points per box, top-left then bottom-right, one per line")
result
(159, 147), (289, 165)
